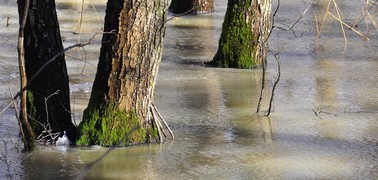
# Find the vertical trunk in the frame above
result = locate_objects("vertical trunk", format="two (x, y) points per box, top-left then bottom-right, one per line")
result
(17, 0), (35, 151)
(169, 0), (214, 14)
(77, 0), (169, 146)
(207, 0), (272, 68)
(17, 0), (75, 142)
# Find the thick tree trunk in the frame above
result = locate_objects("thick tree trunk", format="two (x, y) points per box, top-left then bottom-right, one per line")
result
(17, 0), (75, 142)
(206, 0), (272, 68)
(169, 0), (214, 14)
(77, 0), (169, 146)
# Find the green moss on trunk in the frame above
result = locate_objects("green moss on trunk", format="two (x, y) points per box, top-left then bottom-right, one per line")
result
(26, 91), (38, 130)
(76, 0), (168, 146)
(76, 104), (158, 146)
(207, 0), (262, 68)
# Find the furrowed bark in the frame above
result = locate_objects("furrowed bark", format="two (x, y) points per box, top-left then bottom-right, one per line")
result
(77, 0), (172, 146)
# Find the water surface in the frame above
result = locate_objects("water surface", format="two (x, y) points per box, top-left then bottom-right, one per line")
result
(0, 0), (377, 179)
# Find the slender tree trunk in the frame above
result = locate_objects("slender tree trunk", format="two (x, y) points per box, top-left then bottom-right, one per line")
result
(77, 0), (169, 146)
(169, 0), (214, 14)
(17, 0), (35, 151)
(206, 0), (272, 68)
(17, 0), (75, 142)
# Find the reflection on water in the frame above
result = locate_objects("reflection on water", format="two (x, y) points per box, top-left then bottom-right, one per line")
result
(0, 0), (377, 179)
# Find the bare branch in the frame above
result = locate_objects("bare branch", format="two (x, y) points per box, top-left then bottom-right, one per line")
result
(0, 30), (17, 48)
(265, 45), (285, 116)
(164, 5), (201, 24)
(77, 0), (85, 43)
(256, 53), (266, 113)
(272, 3), (312, 37)
(0, 31), (108, 118)
(257, 0), (282, 113)
(327, 11), (369, 40)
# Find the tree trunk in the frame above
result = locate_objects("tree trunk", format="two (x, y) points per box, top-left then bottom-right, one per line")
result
(17, 0), (35, 151)
(206, 0), (272, 68)
(169, 0), (214, 14)
(17, 0), (75, 142)
(77, 0), (169, 146)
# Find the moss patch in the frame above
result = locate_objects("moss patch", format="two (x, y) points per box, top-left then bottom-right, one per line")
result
(76, 103), (157, 146)
(207, 0), (260, 69)
(27, 91), (43, 133)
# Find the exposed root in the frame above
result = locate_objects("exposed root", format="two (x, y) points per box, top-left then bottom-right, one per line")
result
(150, 106), (163, 142)
(150, 103), (174, 142)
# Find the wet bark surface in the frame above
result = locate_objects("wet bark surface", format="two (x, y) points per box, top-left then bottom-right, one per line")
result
(208, 0), (271, 68)
(79, 0), (168, 145)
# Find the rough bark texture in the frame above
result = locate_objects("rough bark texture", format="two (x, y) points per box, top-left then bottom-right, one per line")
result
(169, 0), (214, 14)
(77, 0), (168, 146)
(207, 0), (272, 68)
(17, 0), (75, 141)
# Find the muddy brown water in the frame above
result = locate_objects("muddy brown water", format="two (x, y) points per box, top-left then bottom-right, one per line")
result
(0, 0), (377, 179)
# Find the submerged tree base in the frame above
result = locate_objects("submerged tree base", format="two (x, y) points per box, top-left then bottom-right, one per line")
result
(206, 0), (271, 69)
(169, 0), (214, 14)
(76, 103), (159, 146)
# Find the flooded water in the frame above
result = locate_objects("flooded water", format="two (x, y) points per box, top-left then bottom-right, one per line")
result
(1, 0), (377, 179)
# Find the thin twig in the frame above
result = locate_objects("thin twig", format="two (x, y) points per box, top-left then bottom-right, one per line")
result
(256, 55), (266, 113)
(273, 3), (311, 37)
(257, 0), (281, 113)
(77, 0), (85, 43)
(332, 0), (348, 46)
(164, 5), (201, 24)
(318, 0), (332, 38)
(317, 0), (370, 42)
(309, 38), (329, 55)
(44, 90), (60, 143)
(0, 32), (106, 118)
(366, 11), (378, 32)
(327, 11), (369, 40)
(10, 90), (25, 143)
(265, 45), (285, 116)
(90, 0), (102, 24)
(315, 14), (320, 35)
(352, 2), (375, 28)
(0, 30), (17, 48)
(363, 7), (370, 35)
(312, 109), (322, 119)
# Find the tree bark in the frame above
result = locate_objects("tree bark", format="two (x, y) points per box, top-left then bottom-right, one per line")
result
(206, 0), (272, 68)
(17, 0), (75, 142)
(17, 0), (35, 151)
(77, 0), (169, 146)
(169, 0), (214, 14)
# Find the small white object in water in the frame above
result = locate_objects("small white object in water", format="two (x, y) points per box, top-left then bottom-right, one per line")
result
(56, 131), (70, 146)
